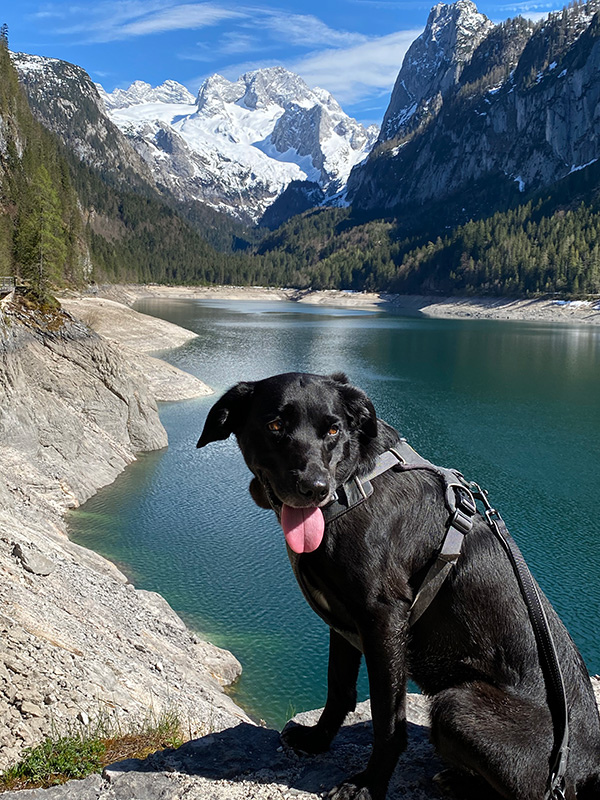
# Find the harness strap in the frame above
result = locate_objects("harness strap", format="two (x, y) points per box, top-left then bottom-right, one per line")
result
(470, 485), (570, 800)
(409, 484), (477, 625)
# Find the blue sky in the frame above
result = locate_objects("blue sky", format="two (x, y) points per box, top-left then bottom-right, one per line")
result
(4, 1), (562, 126)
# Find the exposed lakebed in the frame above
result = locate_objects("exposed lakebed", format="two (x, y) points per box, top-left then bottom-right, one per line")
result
(68, 298), (600, 726)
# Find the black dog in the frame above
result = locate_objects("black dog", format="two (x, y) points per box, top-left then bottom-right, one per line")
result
(197, 371), (600, 800)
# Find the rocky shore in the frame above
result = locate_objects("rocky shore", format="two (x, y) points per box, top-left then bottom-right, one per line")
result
(89, 283), (600, 325)
(0, 294), (246, 775)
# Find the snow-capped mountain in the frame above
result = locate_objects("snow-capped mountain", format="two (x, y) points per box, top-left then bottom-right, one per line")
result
(11, 52), (156, 186)
(97, 67), (378, 224)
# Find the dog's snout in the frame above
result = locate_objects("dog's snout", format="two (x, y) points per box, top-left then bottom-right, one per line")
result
(297, 477), (330, 504)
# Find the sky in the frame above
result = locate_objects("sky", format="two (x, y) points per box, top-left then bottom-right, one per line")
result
(3, 1), (563, 127)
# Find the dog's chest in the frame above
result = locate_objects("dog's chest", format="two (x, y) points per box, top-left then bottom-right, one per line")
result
(287, 551), (363, 652)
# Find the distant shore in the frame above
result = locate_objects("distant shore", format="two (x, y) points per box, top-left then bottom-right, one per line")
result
(87, 284), (600, 325)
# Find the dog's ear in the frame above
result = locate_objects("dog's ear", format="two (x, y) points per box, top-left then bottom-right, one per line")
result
(329, 371), (349, 385)
(336, 380), (378, 439)
(249, 477), (271, 509)
(197, 382), (254, 447)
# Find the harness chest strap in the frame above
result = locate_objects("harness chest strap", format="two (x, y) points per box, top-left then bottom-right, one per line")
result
(323, 440), (477, 625)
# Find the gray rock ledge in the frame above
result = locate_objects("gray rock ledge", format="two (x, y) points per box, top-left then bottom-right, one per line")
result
(0, 298), (246, 774)
(1, 699), (444, 800)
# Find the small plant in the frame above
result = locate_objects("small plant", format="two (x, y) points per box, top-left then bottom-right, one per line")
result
(0, 736), (104, 790)
(0, 710), (185, 793)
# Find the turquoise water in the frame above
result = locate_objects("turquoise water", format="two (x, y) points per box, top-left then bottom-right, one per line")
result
(67, 299), (600, 726)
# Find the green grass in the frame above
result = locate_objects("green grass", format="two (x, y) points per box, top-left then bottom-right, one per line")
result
(0, 711), (185, 793)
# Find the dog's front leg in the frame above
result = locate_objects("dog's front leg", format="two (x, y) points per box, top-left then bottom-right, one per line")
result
(331, 613), (408, 800)
(282, 628), (362, 754)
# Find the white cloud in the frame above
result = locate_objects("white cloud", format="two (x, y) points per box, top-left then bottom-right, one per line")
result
(289, 29), (422, 105)
(257, 12), (368, 48)
(54, 1), (244, 42)
(496, 1), (562, 19)
(117, 4), (243, 39)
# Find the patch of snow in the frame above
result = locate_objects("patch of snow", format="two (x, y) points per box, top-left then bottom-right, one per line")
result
(552, 299), (591, 307)
(514, 176), (525, 192)
(569, 159), (598, 174)
(558, 69), (568, 78)
(391, 143), (408, 157)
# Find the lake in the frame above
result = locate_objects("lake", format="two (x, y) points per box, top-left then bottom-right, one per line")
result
(67, 298), (600, 727)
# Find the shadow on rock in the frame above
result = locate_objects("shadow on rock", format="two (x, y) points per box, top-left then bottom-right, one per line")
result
(105, 715), (444, 799)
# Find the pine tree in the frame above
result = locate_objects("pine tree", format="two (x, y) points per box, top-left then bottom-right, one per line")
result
(16, 165), (67, 300)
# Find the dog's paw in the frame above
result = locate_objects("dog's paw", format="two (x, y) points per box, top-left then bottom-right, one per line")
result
(327, 772), (379, 800)
(281, 722), (331, 755)
(327, 782), (373, 800)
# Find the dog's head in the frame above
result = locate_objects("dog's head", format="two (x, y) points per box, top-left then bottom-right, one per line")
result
(197, 372), (378, 552)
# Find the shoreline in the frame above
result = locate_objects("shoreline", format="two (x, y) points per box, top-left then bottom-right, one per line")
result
(88, 284), (600, 325)
(59, 295), (213, 401)
(0, 295), (247, 774)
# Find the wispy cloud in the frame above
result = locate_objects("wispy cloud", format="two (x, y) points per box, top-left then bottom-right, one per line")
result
(116, 3), (243, 38)
(53, 1), (245, 43)
(219, 30), (257, 54)
(257, 11), (367, 48)
(497, 1), (562, 16)
(289, 29), (422, 105)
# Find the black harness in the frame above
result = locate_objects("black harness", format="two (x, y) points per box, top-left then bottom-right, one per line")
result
(322, 440), (570, 800)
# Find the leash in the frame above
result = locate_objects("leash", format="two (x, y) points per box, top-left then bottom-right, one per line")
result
(322, 442), (570, 799)
(469, 483), (570, 800)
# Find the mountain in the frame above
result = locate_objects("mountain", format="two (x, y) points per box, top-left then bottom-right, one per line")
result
(380, 0), (494, 142)
(3, 43), (260, 293)
(11, 52), (157, 192)
(348, 0), (600, 220)
(97, 67), (378, 224)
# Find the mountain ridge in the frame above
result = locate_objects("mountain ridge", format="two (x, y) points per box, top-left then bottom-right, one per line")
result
(96, 66), (378, 224)
(348, 0), (600, 216)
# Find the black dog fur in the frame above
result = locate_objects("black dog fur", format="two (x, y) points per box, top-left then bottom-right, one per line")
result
(197, 371), (600, 800)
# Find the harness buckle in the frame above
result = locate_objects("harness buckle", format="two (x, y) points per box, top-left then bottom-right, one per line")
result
(449, 508), (474, 536)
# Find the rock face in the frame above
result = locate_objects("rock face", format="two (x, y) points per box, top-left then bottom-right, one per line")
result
(0, 297), (247, 772)
(349, 0), (600, 217)
(10, 53), (157, 190)
(4, 686), (600, 799)
(96, 67), (378, 224)
(380, 0), (494, 142)
(59, 296), (213, 402)
(0, 698), (444, 800)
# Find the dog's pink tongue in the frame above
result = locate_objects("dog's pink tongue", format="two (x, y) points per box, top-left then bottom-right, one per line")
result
(281, 505), (325, 554)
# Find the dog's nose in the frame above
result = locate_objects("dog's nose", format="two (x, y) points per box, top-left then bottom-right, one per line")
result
(297, 477), (330, 503)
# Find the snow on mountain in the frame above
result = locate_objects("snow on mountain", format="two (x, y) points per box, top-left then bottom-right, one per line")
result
(97, 67), (378, 224)
(98, 80), (196, 110)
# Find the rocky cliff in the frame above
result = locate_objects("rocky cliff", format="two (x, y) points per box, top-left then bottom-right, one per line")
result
(0, 295), (248, 772)
(349, 0), (600, 219)
(10, 53), (157, 192)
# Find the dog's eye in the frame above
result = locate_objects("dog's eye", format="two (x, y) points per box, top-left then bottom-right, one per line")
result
(267, 420), (282, 432)
(327, 426), (339, 437)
